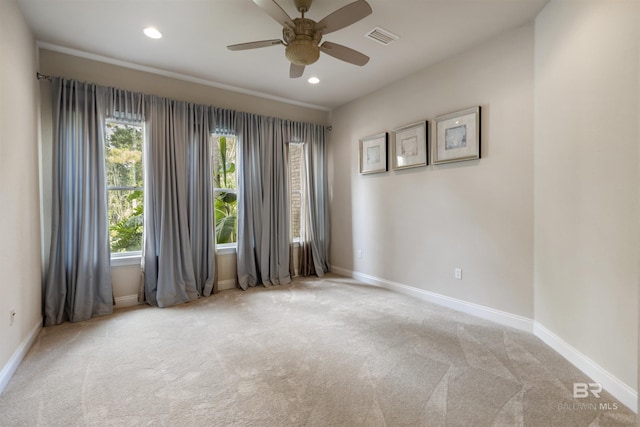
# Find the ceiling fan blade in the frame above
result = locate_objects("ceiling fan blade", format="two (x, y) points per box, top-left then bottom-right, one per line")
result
(253, 0), (295, 29)
(290, 63), (305, 78)
(227, 39), (283, 51)
(320, 41), (369, 66)
(316, 0), (372, 35)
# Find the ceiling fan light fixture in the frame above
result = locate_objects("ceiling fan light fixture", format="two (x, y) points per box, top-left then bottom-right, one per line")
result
(294, 0), (312, 13)
(285, 39), (320, 66)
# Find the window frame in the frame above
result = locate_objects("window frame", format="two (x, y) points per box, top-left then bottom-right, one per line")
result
(288, 142), (304, 244)
(105, 119), (145, 261)
(212, 134), (238, 250)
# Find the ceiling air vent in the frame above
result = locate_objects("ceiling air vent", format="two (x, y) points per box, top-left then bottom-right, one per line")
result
(365, 27), (399, 46)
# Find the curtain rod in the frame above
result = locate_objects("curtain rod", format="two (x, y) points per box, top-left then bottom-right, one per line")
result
(35, 72), (331, 130)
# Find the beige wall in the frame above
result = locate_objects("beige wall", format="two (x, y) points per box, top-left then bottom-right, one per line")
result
(534, 0), (639, 392)
(329, 24), (535, 318)
(0, 0), (42, 380)
(38, 49), (328, 301)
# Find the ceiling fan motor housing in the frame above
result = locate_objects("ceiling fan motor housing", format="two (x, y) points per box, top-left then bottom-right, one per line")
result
(283, 18), (322, 66)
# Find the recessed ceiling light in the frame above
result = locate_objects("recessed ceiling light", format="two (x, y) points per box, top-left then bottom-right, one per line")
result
(143, 27), (162, 39)
(308, 77), (320, 84)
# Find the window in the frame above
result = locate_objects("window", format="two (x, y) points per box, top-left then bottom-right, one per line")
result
(289, 143), (304, 241)
(212, 135), (238, 246)
(105, 121), (144, 256)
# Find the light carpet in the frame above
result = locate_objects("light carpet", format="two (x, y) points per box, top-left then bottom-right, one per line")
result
(0, 274), (635, 426)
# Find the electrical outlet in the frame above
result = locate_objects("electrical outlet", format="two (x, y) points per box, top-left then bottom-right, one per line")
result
(454, 268), (462, 280)
(9, 309), (16, 326)
(356, 250), (362, 259)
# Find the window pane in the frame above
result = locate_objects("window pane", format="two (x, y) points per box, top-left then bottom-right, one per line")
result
(215, 190), (237, 244)
(291, 191), (301, 239)
(289, 144), (303, 239)
(213, 135), (238, 245)
(213, 135), (237, 190)
(108, 189), (143, 253)
(105, 122), (143, 188)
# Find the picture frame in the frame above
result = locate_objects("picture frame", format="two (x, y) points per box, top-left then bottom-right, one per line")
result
(359, 132), (388, 174)
(432, 106), (481, 164)
(392, 121), (428, 170)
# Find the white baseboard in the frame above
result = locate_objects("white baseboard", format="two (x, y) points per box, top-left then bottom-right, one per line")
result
(114, 294), (140, 308)
(534, 322), (637, 413)
(330, 266), (533, 333)
(115, 278), (238, 305)
(217, 279), (237, 291)
(0, 317), (41, 395)
(330, 265), (637, 414)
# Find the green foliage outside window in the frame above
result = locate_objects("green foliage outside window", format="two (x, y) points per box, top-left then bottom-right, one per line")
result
(213, 136), (237, 244)
(105, 122), (144, 253)
(105, 129), (237, 251)
(109, 190), (143, 252)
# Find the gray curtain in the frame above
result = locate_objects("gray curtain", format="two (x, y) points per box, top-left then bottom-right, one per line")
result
(44, 78), (113, 326)
(236, 115), (291, 289)
(143, 97), (215, 307)
(43, 77), (326, 317)
(106, 91), (216, 305)
(289, 123), (330, 276)
(186, 104), (216, 296)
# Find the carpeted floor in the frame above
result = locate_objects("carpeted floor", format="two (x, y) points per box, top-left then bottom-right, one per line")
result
(0, 274), (635, 426)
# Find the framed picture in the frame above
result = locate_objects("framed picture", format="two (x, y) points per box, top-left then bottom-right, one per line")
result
(432, 106), (481, 164)
(392, 121), (428, 170)
(359, 132), (388, 174)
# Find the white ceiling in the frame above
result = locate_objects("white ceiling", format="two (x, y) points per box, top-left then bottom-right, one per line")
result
(18, 0), (548, 110)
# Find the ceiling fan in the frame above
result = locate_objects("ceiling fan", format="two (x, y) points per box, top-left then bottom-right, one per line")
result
(227, 0), (372, 78)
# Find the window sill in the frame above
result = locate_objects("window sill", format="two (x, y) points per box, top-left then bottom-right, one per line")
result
(109, 241), (300, 264)
(111, 253), (142, 267)
(216, 244), (237, 255)
(110, 248), (240, 264)
(215, 240), (299, 255)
